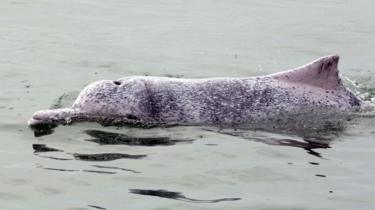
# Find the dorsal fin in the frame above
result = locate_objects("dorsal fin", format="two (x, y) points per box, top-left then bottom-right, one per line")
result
(270, 55), (343, 90)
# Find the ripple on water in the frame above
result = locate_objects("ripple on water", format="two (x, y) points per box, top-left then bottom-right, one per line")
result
(0, 192), (26, 201)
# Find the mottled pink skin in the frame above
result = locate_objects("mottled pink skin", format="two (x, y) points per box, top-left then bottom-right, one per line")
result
(28, 55), (365, 130)
(32, 108), (75, 121)
(270, 55), (341, 90)
(269, 55), (360, 109)
(28, 108), (78, 126)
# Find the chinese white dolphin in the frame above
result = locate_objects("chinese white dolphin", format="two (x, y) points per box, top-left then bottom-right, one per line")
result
(28, 55), (370, 134)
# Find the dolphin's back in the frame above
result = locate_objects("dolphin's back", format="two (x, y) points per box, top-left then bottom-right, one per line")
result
(136, 55), (363, 128)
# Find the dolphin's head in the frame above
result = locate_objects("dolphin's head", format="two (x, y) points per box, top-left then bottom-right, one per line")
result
(28, 77), (148, 136)
(71, 78), (146, 121)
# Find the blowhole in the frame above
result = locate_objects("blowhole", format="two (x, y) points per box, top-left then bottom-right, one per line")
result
(113, 81), (121, 85)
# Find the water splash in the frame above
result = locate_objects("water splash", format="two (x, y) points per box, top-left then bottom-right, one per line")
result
(343, 76), (375, 117)
(344, 76), (375, 104)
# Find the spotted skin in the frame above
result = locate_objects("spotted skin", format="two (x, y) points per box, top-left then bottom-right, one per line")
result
(28, 55), (365, 132)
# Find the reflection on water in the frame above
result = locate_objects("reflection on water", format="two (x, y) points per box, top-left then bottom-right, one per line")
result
(81, 170), (117, 175)
(41, 167), (79, 173)
(85, 128), (334, 158)
(129, 189), (241, 203)
(91, 165), (141, 174)
(87, 205), (107, 210)
(32, 144), (62, 153)
(73, 153), (147, 161)
(36, 155), (73, 161)
(33, 125), (336, 164)
(37, 163), (141, 175)
(32, 143), (147, 161)
(31, 123), (57, 137)
(206, 128), (333, 158)
(39, 166), (117, 175)
(85, 130), (195, 146)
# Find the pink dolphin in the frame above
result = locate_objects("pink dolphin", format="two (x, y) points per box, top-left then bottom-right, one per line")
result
(28, 55), (370, 134)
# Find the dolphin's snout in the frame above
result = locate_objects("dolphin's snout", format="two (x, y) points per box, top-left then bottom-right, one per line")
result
(30, 110), (61, 123)
(32, 110), (51, 121)
(27, 118), (42, 126)
(28, 110), (61, 131)
(28, 108), (78, 136)
(29, 108), (77, 125)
